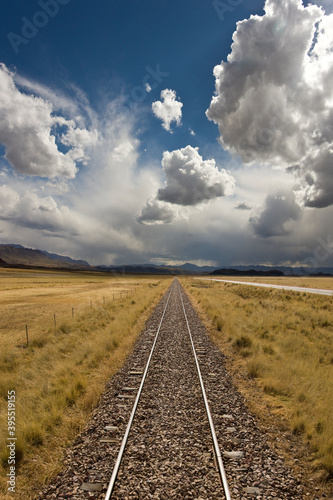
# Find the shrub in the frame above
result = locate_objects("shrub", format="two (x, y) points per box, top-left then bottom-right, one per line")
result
(215, 318), (224, 331)
(31, 337), (48, 348)
(292, 418), (306, 435)
(240, 349), (252, 358)
(0, 352), (18, 373)
(58, 322), (72, 334)
(247, 361), (263, 378)
(24, 423), (45, 446)
(297, 392), (306, 402)
(264, 383), (290, 398)
(233, 335), (252, 350)
(263, 345), (275, 355)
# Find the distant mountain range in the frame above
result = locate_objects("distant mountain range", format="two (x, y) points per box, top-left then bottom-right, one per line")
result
(211, 268), (284, 277)
(0, 244), (91, 270)
(40, 250), (90, 267)
(0, 244), (332, 276)
(209, 265), (333, 277)
(96, 262), (217, 274)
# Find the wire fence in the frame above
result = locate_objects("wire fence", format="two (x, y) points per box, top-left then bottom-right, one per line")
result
(1, 287), (137, 351)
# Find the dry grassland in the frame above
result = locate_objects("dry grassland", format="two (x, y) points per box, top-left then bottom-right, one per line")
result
(208, 275), (333, 290)
(181, 277), (333, 488)
(0, 268), (150, 350)
(0, 268), (172, 499)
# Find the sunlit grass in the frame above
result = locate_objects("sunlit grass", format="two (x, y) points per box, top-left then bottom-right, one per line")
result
(181, 278), (333, 480)
(207, 275), (333, 290)
(0, 269), (172, 498)
(0, 268), (152, 351)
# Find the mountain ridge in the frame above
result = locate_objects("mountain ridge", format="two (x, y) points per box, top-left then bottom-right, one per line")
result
(0, 244), (91, 270)
(0, 244), (332, 276)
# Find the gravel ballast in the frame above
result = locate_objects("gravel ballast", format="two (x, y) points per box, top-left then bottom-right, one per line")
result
(38, 279), (306, 499)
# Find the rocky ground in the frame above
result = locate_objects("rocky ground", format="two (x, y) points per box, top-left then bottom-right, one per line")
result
(38, 279), (317, 499)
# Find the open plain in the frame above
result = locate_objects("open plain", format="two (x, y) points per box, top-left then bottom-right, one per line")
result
(0, 271), (332, 498)
(38, 279), (305, 499)
(0, 268), (172, 498)
(182, 276), (333, 498)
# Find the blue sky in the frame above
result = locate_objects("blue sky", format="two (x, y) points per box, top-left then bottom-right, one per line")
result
(0, 0), (333, 268)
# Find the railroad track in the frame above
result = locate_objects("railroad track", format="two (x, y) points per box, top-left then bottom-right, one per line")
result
(39, 278), (304, 499)
(105, 278), (230, 499)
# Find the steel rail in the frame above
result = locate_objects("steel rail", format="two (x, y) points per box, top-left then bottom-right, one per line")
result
(178, 283), (232, 500)
(104, 285), (173, 500)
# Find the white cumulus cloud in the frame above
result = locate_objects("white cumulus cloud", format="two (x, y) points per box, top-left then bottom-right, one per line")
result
(0, 63), (98, 179)
(157, 146), (235, 205)
(206, 0), (333, 208)
(152, 89), (183, 132)
(136, 145), (235, 224)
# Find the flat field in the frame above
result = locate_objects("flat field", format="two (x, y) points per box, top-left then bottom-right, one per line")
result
(0, 268), (150, 350)
(181, 276), (333, 492)
(0, 268), (172, 499)
(205, 275), (333, 290)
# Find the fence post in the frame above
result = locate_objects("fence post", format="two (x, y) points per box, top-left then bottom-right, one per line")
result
(54, 314), (56, 329)
(72, 307), (74, 318)
(26, 324), (29, 347)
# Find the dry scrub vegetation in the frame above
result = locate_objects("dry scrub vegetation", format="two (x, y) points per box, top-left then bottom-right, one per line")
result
(182, 278), (333, 483)
(0, 269), (172, 498)
(205, 276), (333, 290)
